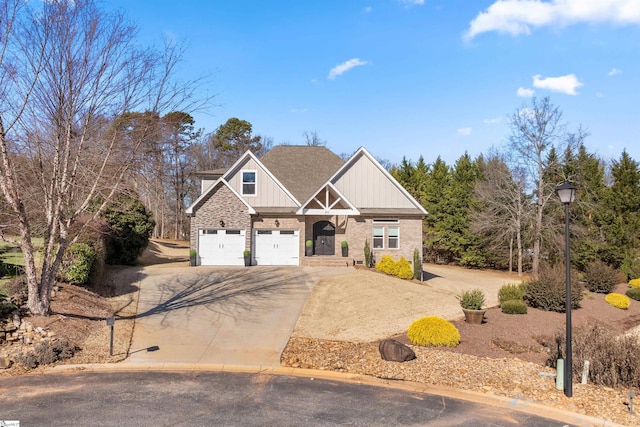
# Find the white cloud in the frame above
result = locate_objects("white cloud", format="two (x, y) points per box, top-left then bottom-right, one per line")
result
(457, 127), (472, 136)
(517, 87), (535, 97)
(608, 67), (622, 76)
(484, 116), (503, 125)
(532, 73), (583, 95)
(364, 6), (372, 13)
(400, 0), (425, 6)
(596, 92), (605, 98)
(328, 58), (369, 80)
(464, 0), (640, 41)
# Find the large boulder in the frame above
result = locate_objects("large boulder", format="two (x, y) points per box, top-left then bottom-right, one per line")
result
(378, 339), (416, 362)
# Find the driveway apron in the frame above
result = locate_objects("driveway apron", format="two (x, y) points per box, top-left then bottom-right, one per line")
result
(122, 266), (346, 368)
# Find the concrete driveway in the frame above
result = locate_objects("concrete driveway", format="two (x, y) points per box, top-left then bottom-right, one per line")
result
(122, 265), (348, 368)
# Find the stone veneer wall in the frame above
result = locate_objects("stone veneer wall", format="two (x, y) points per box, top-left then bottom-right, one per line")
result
(189, 184), (252, 253)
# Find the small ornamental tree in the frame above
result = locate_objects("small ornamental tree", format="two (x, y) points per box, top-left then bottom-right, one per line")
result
(413, 248), (421, 280)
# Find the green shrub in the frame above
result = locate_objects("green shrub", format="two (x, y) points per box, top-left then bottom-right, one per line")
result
(375, 255), (396, 275)
(340, 241), (348, 248)
(61, 243), (96, 285)
(103, 194), (155, 265)
(500, 299), (528, 314)
(498, 283), (526, 305)
(626, 288), (640, 301)
(584, 260), (620, 294)
(459, 248), (487, 268)
(621, 255), (640, 281)
(408, 316), (460, 347)
(524, 264), (582, 312)
(459, 289), (485, 310)
(395, 257), (414, 280)
(364, 239), (371, 267)
(412, 248), (421, 280)
(629, 278), (640, 289)
(548, 322), (640, 387)
(605, 293), (631, 309)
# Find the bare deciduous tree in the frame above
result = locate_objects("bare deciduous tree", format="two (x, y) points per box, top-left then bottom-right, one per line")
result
(473, 155), (530, 275)
(0, 0), (208, 315)
(508, 97), (576, 276)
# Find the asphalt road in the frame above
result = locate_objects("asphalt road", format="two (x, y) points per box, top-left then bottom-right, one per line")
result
(0, 371), (571, 426)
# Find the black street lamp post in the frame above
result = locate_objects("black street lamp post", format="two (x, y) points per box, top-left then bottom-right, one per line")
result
(555, 180), (576, 398)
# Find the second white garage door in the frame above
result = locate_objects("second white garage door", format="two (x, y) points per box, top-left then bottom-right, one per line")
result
(253, 229), (299, 266)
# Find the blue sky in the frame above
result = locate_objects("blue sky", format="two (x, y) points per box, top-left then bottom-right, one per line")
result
(109, 0), (640, 166)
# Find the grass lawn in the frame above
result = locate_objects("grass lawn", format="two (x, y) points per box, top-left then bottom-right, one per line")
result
(0, 236), (44, 279)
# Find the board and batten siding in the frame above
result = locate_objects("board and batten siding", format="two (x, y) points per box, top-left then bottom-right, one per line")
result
(226, 158), (298, 207)
(333, 153), (416, 208)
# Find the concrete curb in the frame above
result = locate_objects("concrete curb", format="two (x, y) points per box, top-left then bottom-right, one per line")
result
(49, 362), (624, 427)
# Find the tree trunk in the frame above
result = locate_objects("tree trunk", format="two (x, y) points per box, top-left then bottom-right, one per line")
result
(509, 235), (513, 273)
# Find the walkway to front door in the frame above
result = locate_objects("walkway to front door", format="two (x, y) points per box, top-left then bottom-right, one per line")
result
(313, 221), (335, 255)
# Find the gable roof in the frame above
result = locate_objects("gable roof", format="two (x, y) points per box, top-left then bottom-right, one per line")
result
(260, 145), (344, 203)
(329, 147), (428, 215)
(185, 178), (256, 215)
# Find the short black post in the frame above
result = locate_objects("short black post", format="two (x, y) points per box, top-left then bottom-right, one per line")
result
(106, 316), (115, 356)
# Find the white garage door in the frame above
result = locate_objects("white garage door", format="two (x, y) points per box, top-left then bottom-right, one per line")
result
(253, 229), (299, 266)
(198, 229), (245, 266)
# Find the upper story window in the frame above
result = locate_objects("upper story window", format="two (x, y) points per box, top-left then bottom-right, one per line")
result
(242, 170), (256, 195)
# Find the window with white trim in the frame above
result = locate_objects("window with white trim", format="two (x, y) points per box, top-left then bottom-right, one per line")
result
(373, 226), (384, 249)
(388, 226), (399, 249)
(371, 219), (401, 250)
(242, 170), (256, 195)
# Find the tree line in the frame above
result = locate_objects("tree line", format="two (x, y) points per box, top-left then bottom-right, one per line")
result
(391, 97), (640, 279)
(1, 0), (637, 318)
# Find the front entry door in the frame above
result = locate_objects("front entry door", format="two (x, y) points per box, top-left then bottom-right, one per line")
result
(313, 221), (335, 255)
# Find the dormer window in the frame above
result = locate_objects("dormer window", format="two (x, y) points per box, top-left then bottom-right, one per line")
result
(242, 170), (256, 195)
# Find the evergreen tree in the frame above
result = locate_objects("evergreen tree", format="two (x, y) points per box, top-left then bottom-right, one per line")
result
(601, 151), (640, 275)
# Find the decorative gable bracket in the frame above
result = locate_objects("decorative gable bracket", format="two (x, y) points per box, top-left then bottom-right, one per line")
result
(297, 183), (359, 216)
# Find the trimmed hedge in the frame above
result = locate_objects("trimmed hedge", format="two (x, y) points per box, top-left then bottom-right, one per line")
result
(626, 288), (640, 301)
(605, 293), (631, 310)
(501, 299), (528, 314)
(408, 316), (460, 347)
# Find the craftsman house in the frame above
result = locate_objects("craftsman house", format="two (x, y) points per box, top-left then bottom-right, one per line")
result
(186, 145), (426, 266)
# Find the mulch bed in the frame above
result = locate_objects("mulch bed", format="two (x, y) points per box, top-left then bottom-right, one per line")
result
(392, 283), (640, 365)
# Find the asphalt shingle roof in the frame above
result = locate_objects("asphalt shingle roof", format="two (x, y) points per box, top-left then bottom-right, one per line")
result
(260, 145), (345, 203)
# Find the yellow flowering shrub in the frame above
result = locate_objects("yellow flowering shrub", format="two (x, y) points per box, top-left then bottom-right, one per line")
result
(375, 255), (396, 275)
(408, 316), (460, 347)
(629, 278), (640, 289)
(605, 293), (631, 310)
(395, 257), (414, 280)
